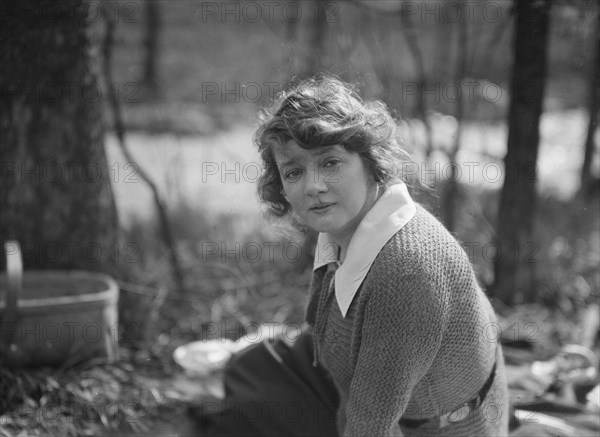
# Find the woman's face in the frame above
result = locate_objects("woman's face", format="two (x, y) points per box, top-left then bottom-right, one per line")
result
(273, 140), (377, 241)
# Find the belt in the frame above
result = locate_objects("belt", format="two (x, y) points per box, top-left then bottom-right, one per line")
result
(400, 361), (497, 429)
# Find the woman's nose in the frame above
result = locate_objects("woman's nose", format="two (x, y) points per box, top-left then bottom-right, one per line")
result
(304, 167), (328, 196)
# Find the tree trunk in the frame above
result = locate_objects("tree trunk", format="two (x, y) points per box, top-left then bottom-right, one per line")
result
(398, 13), (434, 160)
(0, 0), (118, 272)
(282, 1), (299, 81)
(580, 4), (599, 199)
(491, 0), (551, 304)
(142, 0), (160, 98)
(442, 5), (469, 233)
(360, 11), (395, 108)
(303, 0), (327, 77)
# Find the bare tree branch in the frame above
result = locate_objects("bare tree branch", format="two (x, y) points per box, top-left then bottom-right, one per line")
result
(101, 16), (186, 294)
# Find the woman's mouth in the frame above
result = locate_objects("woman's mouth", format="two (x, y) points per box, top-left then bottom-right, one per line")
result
(309, 202), (335, 213)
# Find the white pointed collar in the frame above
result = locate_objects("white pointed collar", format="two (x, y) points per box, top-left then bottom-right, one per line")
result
(312, 183), (417, 317)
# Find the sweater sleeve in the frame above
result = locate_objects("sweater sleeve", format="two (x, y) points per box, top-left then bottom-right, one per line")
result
(342, 272), (446, 437)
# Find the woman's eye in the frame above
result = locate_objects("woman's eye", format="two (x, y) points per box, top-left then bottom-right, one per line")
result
(284, 169), (302, 180)
(323, 159), (341, 168)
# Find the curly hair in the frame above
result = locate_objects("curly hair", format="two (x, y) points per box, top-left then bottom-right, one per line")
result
(253, 75), (411, 218)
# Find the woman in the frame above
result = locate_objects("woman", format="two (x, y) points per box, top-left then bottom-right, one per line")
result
(253, 75), (510, 437)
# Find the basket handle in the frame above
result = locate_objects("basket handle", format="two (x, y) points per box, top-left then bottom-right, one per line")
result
(3, 241), (22, 346)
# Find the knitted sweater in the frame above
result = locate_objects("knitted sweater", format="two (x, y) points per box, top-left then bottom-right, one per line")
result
(305, 204), (510, 437)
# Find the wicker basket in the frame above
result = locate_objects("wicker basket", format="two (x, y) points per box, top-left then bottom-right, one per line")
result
(0, 241), (119, 368)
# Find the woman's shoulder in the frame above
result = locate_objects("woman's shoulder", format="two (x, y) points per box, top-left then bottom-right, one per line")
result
(361, 203), (481, 316)
(375, 202), (474, 274)
(404, 202), (458, 240)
